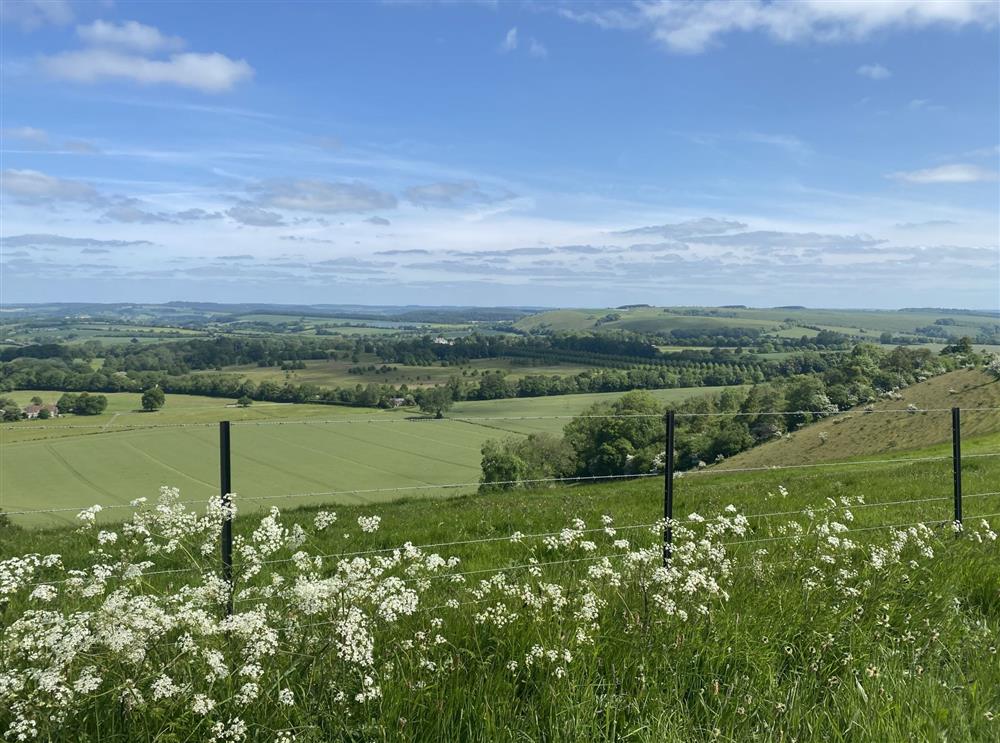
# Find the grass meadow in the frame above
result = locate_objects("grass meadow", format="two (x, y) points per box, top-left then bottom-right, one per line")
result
(1, 456), (999, 741)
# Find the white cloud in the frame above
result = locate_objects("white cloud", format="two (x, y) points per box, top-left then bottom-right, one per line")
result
(888, 163), (998, 184)
(405, 180), (515, 208)
(226, 205), (286, 227)
(500, 26), (518, 52)
(251, 178), (397, 213)
(857, 63), (891, 80)
(1, 168), (106, 205)
(562, 0), (998, 54)
(77, 20), (185, 52)
(42, 49), (254, 93)
(101, 205), (173, 224)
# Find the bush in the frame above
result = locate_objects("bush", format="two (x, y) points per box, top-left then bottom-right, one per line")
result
(563, 390), (664, 477)
(72, 393), (108, 416)
(479, 434), (574, 491)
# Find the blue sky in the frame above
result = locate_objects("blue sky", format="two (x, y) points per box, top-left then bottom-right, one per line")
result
(1, 0), (998, 308)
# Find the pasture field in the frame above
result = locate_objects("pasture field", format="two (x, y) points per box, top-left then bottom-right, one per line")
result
(1, 456), (999, 740)
(0, 386), (738, 525)
(212, 355), (598, 388)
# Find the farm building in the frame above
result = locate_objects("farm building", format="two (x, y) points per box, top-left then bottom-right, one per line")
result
(22, 404), (59, 419)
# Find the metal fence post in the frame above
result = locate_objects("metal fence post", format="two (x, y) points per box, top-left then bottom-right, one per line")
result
(952, 407), (962, 531)
(219, 420), (234, 616)
(663, 410), (675, 567)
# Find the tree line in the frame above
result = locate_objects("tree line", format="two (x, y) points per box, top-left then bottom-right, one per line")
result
(478, 344), (990, 489)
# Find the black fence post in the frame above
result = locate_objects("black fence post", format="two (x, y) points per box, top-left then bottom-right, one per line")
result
(663, 410), (675, 567)
(219, 420), (234, 616)
(952, 407), (962, 531)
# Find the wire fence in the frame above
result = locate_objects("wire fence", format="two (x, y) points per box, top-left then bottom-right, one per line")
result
(4, 406), (999, 519)
(4, 404), (1000, 617)
(6, 454), (1000, 517)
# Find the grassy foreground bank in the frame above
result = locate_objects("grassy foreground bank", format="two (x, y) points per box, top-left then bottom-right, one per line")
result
(1, 455), (999, 741)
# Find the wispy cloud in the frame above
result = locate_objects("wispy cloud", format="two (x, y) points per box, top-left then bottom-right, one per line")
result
(499, 26), (518, 52)
(528, 38), (548, 58)
(0, 0), (74, 30)
(40, 20), (253, 92)
(226, 205), (286, 227)
(405, 180), (512, 208)
(613, 217), (747, 238)
(0, 234), (154, 248)
(857, 63), (891, 80)
(42, 49), (254, 93)
(250, 178), (397, 213)
(1, 168), (107, 206)
(101, 204), (174, 224)
(2, 126), (48, 144)
(888, 163), (998, 184)
(76, 20), (185, 53)
(895, 219), (957, 229)
(559, 1), (998, 55)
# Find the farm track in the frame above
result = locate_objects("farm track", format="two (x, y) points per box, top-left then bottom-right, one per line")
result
(300, 421), (480, 471)
(243, 427), (446, 492)
(120, 440), (217, 493)
(373, 421), (483, 454)
(44, 443), (119, 502)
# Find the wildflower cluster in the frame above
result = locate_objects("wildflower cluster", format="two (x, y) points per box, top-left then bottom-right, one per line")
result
(1, 484), (997, 740)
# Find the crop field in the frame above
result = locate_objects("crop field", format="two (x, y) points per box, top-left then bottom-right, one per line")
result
(0, 386), (738, 525)
(1, 455), (999, 740)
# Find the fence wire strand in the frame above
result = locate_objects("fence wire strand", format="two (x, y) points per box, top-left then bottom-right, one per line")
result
(6, 452), (1000, 517)
(22, 506), (1000, 593)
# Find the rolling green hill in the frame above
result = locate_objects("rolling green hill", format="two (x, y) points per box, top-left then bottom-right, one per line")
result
(514, 305), (1000, 341)
(717, 368), (1000, 470)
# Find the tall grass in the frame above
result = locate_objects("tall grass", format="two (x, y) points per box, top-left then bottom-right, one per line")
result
(1, 460), (999, 741)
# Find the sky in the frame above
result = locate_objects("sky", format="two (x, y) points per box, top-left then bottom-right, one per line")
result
(1, 0), (998, 309)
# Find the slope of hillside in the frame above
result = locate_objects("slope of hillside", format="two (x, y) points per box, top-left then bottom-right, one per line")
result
(717, 368), (1000, 469)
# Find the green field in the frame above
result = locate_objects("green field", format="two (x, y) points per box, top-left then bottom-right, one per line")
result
(0, 386), (738, 526)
